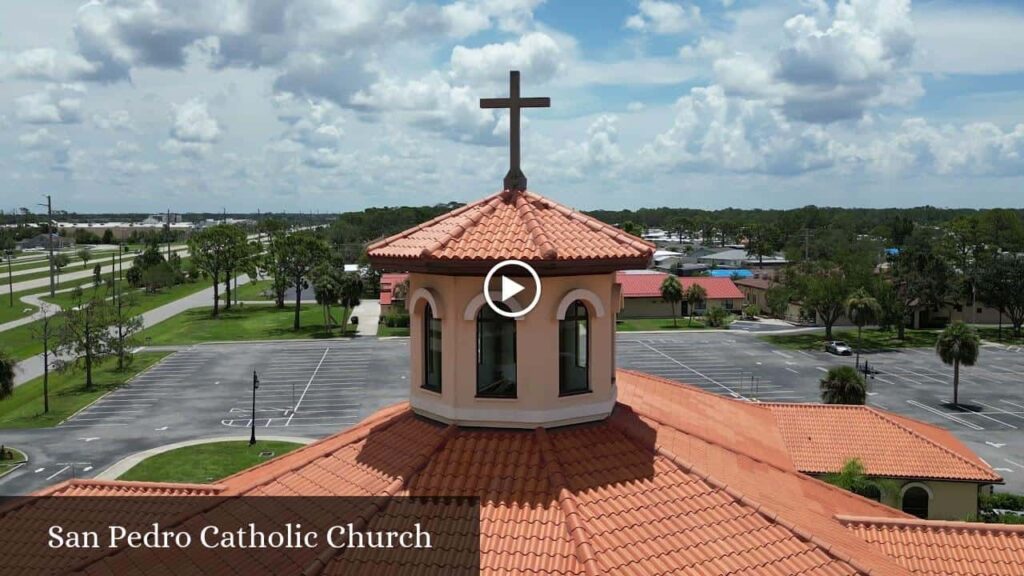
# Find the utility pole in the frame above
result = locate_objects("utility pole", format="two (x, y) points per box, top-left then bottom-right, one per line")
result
(5, 250), (12, 307)
(38, 195), (55, 297)
(166, 208), (172, 259)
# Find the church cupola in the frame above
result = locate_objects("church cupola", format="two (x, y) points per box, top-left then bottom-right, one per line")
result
(367, 71), (654, 428)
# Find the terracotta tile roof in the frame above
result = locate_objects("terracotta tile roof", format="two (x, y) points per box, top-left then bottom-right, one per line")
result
(840, 515), (1024, 576)
(761, 403), (1003, 483)
(14, 373), (1023, 575)
(379, 272), (409, 306)
(616, 271), (744, 300)
(367, 190), (653, 264)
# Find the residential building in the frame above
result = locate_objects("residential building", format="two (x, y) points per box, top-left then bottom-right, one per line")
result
(378, 272), (410, 316)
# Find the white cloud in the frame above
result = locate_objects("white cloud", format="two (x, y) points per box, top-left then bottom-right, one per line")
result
(714, 0), (920, 123)
(169, 98), (221, 143)
(14, 84), (85, 124)
(163, 97), (221, 158)
(91, 109), (135, 132)
(450, 32), (563, 84)
(3, 48), (99, 81)
(641, 85), (835, 174)
(625, 1), (701, 35)
(18, 127), (68, 150)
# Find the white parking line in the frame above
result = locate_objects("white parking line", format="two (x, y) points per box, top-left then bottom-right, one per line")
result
(634, 341), (743, 398)
(46, 466), (69, 480)
(972, 400), (1024, 423)
(939, 399), (1017, 429)
(1005, 459), (1024, 470)
(785, 368), (799, 374)
(286, 348), (330, 424)
(906, 400), (984, 430)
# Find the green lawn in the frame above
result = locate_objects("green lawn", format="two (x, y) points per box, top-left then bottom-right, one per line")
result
(117, 441), (304, 483)
(975, 327), (1024, 345)
(616, 316), (724, 331)
(378, 325), (408, 337)
(0, 447), (28, 479)
(43, 276), (211, 312)
(219, 279), (274, 302)
(138, 304), (354, 345)
(0, 352), (169, 428)
(0, 298), (38, 325)
(0, 320), (54, 362)
(762, 328), (939, 351)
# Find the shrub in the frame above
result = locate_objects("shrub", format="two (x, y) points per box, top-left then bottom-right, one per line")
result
(742, 304), (760, 320)
(705, 305), (731, 327)
(383, 312), (410, 328)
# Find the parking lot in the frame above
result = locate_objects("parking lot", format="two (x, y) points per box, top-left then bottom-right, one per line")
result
(4, 330), (1023, 495)
(620, 332), (1024, 491)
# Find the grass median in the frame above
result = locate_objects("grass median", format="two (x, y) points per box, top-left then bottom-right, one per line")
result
(761, 328), (939, 351)
(0, 447), (28, 479)
(616, 317), (719, 331)
(117, 440), (304, 483)
(138, 304), (354, 345)
(0, 351), (170, 428)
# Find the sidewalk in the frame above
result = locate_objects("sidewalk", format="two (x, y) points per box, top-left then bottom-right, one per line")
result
(12, 275), (252, 387)
(1, 246), (188, 296)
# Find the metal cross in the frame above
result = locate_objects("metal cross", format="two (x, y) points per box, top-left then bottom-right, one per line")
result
(480, 70), (550, 192)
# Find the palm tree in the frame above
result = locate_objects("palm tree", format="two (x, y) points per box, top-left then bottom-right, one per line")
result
(660, 275), (683, 327)
(823, 458), (900, 505)
(819, 366), (867, 405)
(0, 350), (15, 402)
(846, 288), (881, 368)
(935, 321), (980, 406)
(684, 283), (707, 327)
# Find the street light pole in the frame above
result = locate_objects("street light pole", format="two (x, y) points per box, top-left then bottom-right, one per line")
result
(37, 195), (55, 297)
(249, 370), (259, 446)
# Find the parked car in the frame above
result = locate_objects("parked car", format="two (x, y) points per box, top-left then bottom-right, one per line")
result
(825, 340), (853, 356)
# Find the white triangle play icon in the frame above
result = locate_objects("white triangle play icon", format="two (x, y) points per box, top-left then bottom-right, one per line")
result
(501, 275), (525, 302)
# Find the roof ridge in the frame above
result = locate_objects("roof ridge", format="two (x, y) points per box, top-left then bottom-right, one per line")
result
(302, 423), (458, 576)
(365, 194), (496, 253)
(534, 427), (602, 576)
(526, 191), (655, 254)
(514, 193), (557, 259)
(421, 195), (502, 258)
(836, 514), (1024, 534)
(610, 409), (910, 576)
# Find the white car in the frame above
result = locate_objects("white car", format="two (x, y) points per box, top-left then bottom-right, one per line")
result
(825, 340), (853, 356)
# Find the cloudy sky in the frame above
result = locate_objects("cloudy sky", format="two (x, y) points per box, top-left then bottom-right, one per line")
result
(1, 0), (1023, 213)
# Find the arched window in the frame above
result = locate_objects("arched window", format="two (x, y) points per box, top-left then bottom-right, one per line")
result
(477, 304), (516, 398)
(423, 303), (441, 392)
(559, 300), (590, 395)
(901, 486), (930, 518)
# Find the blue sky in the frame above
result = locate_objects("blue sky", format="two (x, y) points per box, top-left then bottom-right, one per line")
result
(1, 0), (1023, 213)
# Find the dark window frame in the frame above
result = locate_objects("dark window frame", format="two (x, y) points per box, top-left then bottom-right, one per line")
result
(559, 300), (591, 396)
(422, 303), (442, 393)
(476, 304), (517, 399)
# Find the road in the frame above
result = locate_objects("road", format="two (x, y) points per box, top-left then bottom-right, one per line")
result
(1, 246), (189, 295)
(10, 275), (253, 386)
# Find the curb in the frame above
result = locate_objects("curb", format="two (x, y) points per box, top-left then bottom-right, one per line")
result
(96, 435), (317, 480)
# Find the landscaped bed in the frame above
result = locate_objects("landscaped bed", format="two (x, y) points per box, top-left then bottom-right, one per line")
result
(761, 328), (939, 351)
(0, 447), (28, 479)
(616, 316), (729, 331)
(0, 352), (170, 428)
(117, 440), (304, 483)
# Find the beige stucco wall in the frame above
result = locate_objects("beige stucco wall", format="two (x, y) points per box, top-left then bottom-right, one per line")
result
(620, 297), (737, 319)
(812, 475), (983, 520)
(405, 272), (618, 428)
(909, 480), (982, 520)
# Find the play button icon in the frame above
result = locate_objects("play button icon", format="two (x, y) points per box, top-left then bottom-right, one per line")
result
(501, 275), (526, 302)
(484, 259), (542, 318)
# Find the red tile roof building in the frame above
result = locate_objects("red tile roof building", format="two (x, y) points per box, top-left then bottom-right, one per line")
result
(367, 189), (654, 274)
(616, 270), (744, 300)
(763, 403), (1002, 483)
(379, 272), (409, 307)
(9, 372), (1024, 575)
(9, 186), (1022, 575)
